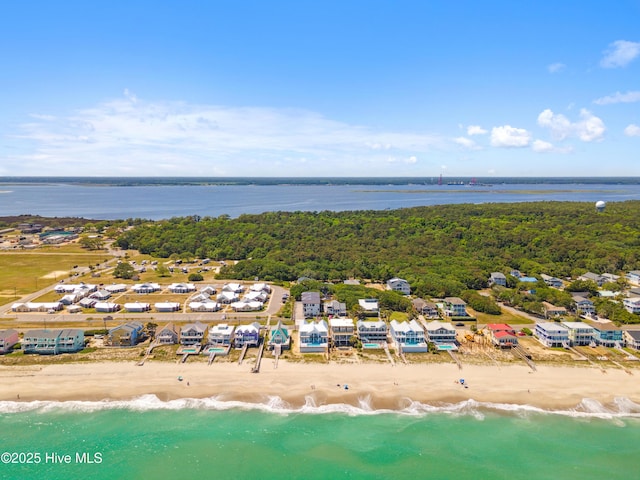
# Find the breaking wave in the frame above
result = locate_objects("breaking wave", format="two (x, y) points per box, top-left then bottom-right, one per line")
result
(2, 395), (640, 421)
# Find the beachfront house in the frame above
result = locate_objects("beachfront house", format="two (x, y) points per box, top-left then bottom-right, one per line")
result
(324, 300), (347, 317)
(486, 324), (518, 348)
(124, 302), (150, 313)
(23, 329), (85, 355)
(358, 298), (379, 316)
(534, 322), (569, 348)
(269, 320), (291, 350)
(424, 320), (457, 345)
(386, 277), (411, 295)
(180, 322), (207, 345)
(389, 320), (428, 353)
(542, 302), (567, 319)
(155, 302), (181, 312)
(585, 321), (623, 347)
(234, 323), (261, 348)
(299, 320), (329, 353)
(168, 283), (196, 294)
(540, 274), (563, 288)
(208, 324), (235, 346)
(443, 297), (468, 317)
(132, 283), (161, 294)
(106, 322), (144, 347)
(0, 329), (19, 354)
(356, 320), (388, 345)
(488, 272), (507, 287)
(560, 322), (596, 346)
(623, 297), (640, 314)
(155, 323), (179, 345)
(623, 330), (640, 350)
(302, 291), (322, 318)
(329, 317), (355, 347)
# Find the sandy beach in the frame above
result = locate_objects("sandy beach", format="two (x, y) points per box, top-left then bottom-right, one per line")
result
(1, 360), (639, 410)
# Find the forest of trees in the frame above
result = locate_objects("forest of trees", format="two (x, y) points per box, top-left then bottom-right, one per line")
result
(114, 201), (640, 300)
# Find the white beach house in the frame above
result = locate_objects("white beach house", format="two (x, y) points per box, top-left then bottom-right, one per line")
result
(389, 320), (428, 353)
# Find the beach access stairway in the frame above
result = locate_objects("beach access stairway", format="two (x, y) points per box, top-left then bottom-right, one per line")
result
(238, 343), (249, 365)
(512, 345), (536, 371)
(563, 341), (588, 361)
(448, 350), (462, 370)
(180, 352), (189, 363)
(252, 339), (265, 373)
(273, 344), (282, 369)
(208, 352), (216, 365)
(615, 342), (639, 361)
(137, 340), (160, 366)
(383, 343), (395, 366)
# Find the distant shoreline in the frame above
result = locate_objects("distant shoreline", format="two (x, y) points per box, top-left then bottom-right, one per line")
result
(2, 176), (640, 187)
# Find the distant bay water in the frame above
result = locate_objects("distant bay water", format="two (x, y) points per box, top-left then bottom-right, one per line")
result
(1, 178), (640, 220)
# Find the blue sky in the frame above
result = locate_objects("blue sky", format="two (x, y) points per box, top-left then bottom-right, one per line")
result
(1, 0), (639, 177)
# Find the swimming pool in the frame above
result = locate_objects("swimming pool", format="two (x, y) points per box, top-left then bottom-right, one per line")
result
(363, 343), (382, 349)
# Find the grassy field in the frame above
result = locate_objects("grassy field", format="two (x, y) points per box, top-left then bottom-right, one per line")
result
(472, 308), (534, 325)
(0, 250), (112, 305)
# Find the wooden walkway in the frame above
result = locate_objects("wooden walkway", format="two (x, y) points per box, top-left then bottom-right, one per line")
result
(238, 343), (249, 365)
(383, 343), (395, 366)
(273, 344), (282, 369)
(512, 345), (536, 371)
(448, 350), (463, 370)
(252, 339), (265, 373)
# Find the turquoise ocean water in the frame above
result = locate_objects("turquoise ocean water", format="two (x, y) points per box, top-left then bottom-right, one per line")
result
(1, 396), (639, 480)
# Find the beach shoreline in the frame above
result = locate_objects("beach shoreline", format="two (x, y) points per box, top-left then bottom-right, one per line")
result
(1, 360), (638, 412)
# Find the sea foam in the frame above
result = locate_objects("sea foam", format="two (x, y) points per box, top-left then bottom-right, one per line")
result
(2, 395), (640, 421)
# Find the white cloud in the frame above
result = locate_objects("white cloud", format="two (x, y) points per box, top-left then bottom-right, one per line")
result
(537, 108), (605, 142)
(490, 125), (531, 148)
(576, 109), (606, 142)
(537, 109), (572, 140)
(625, 124), (640, 137)
(10, 92), (443, 176)
(454, 137), (480, 150)
(547, 62), (565, 73)
(594, 91), (640, 105)
(600, 40), (640, 68)
(466, 125), (487, 135)
(386, 155), (418, 164)
(530, 139), (573, 154)
(531, 140), (554, 153)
